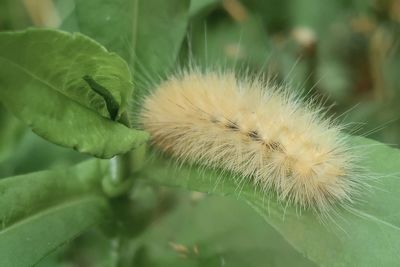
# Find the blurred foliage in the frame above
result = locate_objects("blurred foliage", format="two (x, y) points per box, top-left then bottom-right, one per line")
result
(0, 105), (88, 178)
(186, 0), (400, 147)
(0, 0), (31, 30)
(36, 191), (317, 267)
(137, 135), (400, 267)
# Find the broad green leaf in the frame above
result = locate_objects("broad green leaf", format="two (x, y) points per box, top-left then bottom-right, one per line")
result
(61, 0), (190, 94)
(0, 105), (25, 163)
(0, 29), (149, 158)
(0, 129), (88, 179)
(0, 29), (132, 118)
(132, 0), (190, 85)
(123, 193), (316, 267)
(60, 0), (137, 65)
(1, 197), (107, 267)
(0, 0), (31, 30)
(189, 0), (220, 18)
(190, 15), (270, 70)
(36, 181), (178, 267)
(137, 136), (400, 267)
(0, 159), (110, 266)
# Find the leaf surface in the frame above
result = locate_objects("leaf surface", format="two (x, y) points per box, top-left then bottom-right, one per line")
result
(61, 0), (190, 94)
(190, 14), (271, 70)
(0, 29), (148, 158)
(189, 0), (220, 18)
(129, 193), (316, 267)
(0, 105), (25, 163)
(0, 159), (110, 266)
(138, 136), (400, 267)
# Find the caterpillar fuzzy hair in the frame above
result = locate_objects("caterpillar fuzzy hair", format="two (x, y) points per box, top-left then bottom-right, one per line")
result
(138, 69), (363, 214)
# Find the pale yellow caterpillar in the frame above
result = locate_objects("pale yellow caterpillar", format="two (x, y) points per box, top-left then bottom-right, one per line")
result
(139, 68), (363, 214)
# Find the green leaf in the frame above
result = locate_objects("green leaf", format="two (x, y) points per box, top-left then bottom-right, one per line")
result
(0, 130), (88, 179)
(1, 197), (107, 267)
(132, 0), (190, 85)
(0, 28), (131, 118)
(0, 104), (25, 163)
(190, 14), (271, 70)
(0, 28), (149, 158)
(137, 136), (400, 267)
(189, 0), (221, 18)
(125, 193), (316, 267)
(0, 159), (110, 266)
(60, 0), (137, 66)
(0, 0), (31, 30)
(61, 0), (190, 93)
(83, 75), (120, 121)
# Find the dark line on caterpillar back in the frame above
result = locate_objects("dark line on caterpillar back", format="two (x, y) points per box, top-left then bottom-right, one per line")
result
(226, 121), (240, 131)
(248, 130), (262, 141)
(265, 141), (284, 152)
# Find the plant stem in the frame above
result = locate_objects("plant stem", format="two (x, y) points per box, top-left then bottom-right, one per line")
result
(110, 153), (132, 184)
(103, 111), (136, 197)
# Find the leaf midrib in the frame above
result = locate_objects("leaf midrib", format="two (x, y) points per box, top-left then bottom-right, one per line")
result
(0, 55), (107, 119)
(247, 198), (400, 266)
(349, 208), (400, 231)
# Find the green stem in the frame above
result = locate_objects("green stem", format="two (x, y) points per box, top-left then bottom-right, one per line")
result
(102, 111), (136, 197)
(103, 150), (135, 198)
(110, 153), (132, 184)
(110, 237), (121, 267)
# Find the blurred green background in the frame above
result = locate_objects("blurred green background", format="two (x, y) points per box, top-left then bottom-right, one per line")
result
(1, 0), (400, 266)
(2, 0), (400, 179)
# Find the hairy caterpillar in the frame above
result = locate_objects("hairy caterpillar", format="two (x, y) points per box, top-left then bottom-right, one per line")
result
(138, 69), (363, 214)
